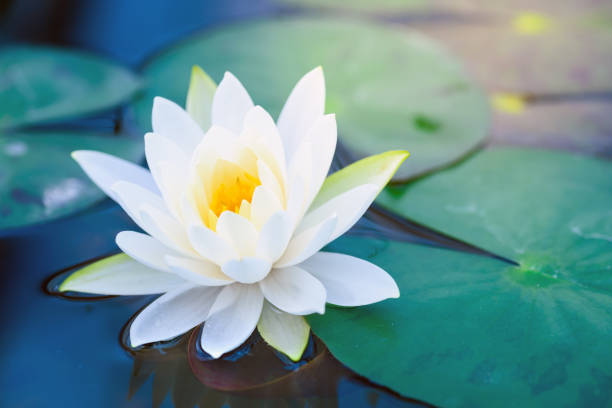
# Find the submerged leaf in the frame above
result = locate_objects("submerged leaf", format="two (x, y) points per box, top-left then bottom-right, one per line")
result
(0, 46), (141, 129)
(0, 130), (143, 229)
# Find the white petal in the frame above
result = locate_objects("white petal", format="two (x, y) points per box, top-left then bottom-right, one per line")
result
(186, 65), (216, 131)
(201, 284), (264, 358)
(165, 256), (233, 286)
(72, 150), (158, 202)
(59, 254), (184, 295)
(152, 97), (205, 154)
(250, 185), (283, 230)
(275, 214), (337, 268)
(244, 106), (287, 178)
(139, 204), (195, 256)
(286, 174), (307, 228)
(111, 180), (166, 230)
(215, 211), (258, 257)
(257, 302), (310, 362)
(299, 252), (399, 306)
(116, 231), (179, 272)
(130, 284), (221, 347)
(256, 212), (292, 263)
(180, 191), (204, 227)
(257, 159), (285, 206)
(277, 67), (325, 162)
(211, 72), (254, 134)
(144, 133), (188, 217)
(297, 184), (378, 243)
(221, 257), (271, 284)
(188, 225), (238, 266)
(302, 114), (337, 206)
(259, 266), (326, 315)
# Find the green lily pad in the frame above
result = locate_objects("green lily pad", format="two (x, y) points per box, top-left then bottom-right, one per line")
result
(492, 99), (612, 158)
(308, 235), (612, 407)
(0, 131), (143, 229)
(378, 147), (612, 262)
(416, 15), (612, 94)
(131, 17), (490, 181)
(0, 46), (141, 130)
(312, 147), (612, 405)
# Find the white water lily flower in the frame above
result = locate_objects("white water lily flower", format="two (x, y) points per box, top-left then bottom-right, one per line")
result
(61, 66), (408, 361)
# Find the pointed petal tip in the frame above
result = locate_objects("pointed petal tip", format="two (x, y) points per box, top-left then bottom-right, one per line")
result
(222, 71), (236, 80)
(384, 150), (411, 164)
(58, 280), (70, 293)
(70, 149), (98, 162)
(200, 336), (225, 359)
(191, 64), (205, 75)
(391, 281), (401, 299)
(129, 336), (143, 348)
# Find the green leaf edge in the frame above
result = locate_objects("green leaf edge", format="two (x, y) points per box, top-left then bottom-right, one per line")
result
(312, 150), (410, 210)
(257, 306), (311, 362)
(59, 253), (128, 292)
(186, 65), (217, 131)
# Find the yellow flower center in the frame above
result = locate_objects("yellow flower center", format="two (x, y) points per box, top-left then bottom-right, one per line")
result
(206, 158), (261, 229)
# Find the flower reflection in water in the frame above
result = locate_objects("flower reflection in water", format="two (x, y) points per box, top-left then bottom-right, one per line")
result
(119, 306), (428, 407)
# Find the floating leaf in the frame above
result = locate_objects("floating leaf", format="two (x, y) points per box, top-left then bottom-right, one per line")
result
(0, 46), (141, 129)
(0, 130), (143, 229)
(378, 147), (612, 263)
(308, 234), (612, 407)
(310, 148), (612, 406)
(131, 17), (489, 181)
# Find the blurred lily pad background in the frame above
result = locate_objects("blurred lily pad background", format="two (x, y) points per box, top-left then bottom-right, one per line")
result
(1, 0), (611, 407)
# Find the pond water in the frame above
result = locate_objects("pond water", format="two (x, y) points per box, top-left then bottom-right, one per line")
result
(3, 1), (610, 406)
(0, 202), (434, 407)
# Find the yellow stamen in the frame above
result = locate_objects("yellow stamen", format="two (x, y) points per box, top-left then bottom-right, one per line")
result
(208, 159), (261, 223)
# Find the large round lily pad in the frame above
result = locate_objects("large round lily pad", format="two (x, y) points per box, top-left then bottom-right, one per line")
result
(308, 235), (612, 407)
(0, 46), (141, 130)
(491, 99), (612, 158)
(415, 16), (612, 94)
(0, 131), (143, 230)
(131, 17), (490, 181)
